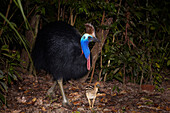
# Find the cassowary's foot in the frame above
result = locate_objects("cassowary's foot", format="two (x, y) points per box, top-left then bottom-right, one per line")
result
(46, 81), (57, 97)
(46, 88), (55, 97)
(62, 100), (74, 109)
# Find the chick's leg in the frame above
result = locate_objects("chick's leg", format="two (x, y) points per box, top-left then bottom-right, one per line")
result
(92, 97), (96, 108)
(87, 98), (92, 109)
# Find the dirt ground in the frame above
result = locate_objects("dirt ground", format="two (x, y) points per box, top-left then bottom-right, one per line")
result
(0, 72), (170, 113)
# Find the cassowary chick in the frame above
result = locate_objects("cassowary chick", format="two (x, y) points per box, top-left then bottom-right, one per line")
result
(86, 82), (100, 109)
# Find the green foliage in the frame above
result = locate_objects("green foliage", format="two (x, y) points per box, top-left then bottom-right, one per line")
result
(101, 0), (170, 88)
(0, 0), (29, 106)
(112, 85), (120, 93)
(0, 45), (23, 106)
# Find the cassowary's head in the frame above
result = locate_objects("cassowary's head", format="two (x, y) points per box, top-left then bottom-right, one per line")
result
(80, 23), (100, 70)
(81, 33), (99, 44)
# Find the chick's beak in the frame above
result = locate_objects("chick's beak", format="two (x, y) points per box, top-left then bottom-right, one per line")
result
(96, 84), (100, 88)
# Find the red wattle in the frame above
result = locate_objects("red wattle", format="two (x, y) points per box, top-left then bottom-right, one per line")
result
(87, 56), (90, 70)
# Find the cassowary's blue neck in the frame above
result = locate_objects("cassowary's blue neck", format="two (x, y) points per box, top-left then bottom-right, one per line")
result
(80, 34), (90, 59)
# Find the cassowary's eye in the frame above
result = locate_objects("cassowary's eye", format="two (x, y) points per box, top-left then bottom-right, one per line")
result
(88, 36), (91, 39)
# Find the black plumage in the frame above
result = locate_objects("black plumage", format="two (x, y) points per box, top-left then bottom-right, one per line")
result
(32, 21), (88, 80)
(32, 21), (99, 107)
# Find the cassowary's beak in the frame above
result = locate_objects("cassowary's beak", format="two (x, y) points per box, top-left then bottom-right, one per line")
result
(89, 34), (100, 42)
(87, 31), (100, 43)
(90, 37), (100, 42)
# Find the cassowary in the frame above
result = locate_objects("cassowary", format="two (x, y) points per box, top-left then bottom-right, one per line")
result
(32, 21), (99, 107)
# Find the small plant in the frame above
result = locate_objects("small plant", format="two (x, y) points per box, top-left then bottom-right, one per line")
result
(0, 45), (23, 106)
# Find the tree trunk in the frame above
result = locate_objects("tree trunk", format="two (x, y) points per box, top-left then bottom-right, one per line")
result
(20, 13), (40, 73)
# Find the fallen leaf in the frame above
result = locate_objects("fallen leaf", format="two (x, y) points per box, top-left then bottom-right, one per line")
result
(12, 110), (22, 113)
(97, 93), (106, 97)
(27, 97), (37, 105)
(32, 97), (37, 102)
(77, 107), (84, 111)
(98, 104), (104, 108)
(157, 106), (161, 109)
(69, 92), (79, 96)
(111, 93), (117, 96)
(73, 101), (80, 105)
(119, 90), (127, 94)
(69, 86), (79, 91)
(24, 90), (30, 94)
(140, 97), (153, 103)
(111, 106), (117, 112)
(166, 106), (170, 111)
(100, 98), (104, 102)
(103, 108), (111, 112)
(141, 84), (155, 92)
(42, 107), (46, 111)
(16, 97), (27, 103)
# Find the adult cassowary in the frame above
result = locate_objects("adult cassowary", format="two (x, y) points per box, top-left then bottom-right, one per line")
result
(32, 21), (99, 107)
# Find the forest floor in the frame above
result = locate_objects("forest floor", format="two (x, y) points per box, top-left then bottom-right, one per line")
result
(0, 72), (170, 113)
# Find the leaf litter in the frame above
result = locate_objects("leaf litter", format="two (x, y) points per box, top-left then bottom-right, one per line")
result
(0, 72), (169, 113)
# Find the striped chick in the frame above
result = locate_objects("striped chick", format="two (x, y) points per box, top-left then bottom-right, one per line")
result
(86, 82), (100, 109)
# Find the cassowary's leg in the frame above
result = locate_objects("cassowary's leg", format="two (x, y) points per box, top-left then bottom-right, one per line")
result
(57, 78), (70, 106)
(47, 81), (57, 96)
